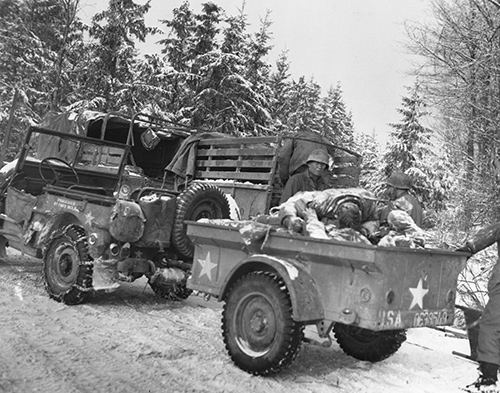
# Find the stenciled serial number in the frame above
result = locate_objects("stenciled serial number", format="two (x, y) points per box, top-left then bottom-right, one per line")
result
(412, 309), (449, 327)
(378, 309), (450, 329)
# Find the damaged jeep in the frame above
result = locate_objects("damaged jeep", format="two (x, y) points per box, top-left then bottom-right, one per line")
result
(0, 115), (230, 304)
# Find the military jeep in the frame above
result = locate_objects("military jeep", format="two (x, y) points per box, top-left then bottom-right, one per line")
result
(0, 117), (230, 304)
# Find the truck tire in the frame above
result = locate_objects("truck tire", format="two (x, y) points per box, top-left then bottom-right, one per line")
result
(172, 183), (230, 260)
(222, 271), (304, 375)
(43, 225), (93, 305)
(333, 323), (407, 362)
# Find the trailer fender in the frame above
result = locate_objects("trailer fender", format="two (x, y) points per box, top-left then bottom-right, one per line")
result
(220, 254), (324, 322)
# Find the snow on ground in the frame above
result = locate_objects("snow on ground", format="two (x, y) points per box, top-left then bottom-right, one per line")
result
(0, 249), (478, 393)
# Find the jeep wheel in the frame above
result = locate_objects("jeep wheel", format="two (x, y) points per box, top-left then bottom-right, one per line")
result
(333, 323), (406, 362)
(43, 225), (93, 305)
(222, 272), (304, 375)
(172, 183), (230, 260)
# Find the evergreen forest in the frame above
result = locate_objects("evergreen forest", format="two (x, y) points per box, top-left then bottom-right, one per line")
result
(2, 1), (500, 307)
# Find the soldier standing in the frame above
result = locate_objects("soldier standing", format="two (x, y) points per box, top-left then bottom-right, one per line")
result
(460, 224), (500, 392)
(380, 171), (423, 227)
(280, 149), (330, 203)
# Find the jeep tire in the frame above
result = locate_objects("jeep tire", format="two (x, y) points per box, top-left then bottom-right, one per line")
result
(43, 225), (93, 305)
(172, 183), (230, 260)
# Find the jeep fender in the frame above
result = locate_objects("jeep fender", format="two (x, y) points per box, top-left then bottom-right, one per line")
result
(220, 254), (324, 322)
(36, 212), (81, 254)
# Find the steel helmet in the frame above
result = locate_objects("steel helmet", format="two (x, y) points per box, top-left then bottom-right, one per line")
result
(386, 171), (411, 190)
(306, 149), (329, 166)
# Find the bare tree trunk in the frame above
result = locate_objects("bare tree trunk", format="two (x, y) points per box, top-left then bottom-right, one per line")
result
(0, 88), (20, 163)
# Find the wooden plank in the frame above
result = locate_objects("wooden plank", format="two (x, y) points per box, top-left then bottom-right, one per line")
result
(197, 147), (275, 157)
(196, 159), (274, 168)
(332, 166), (361, 176)
(195, 170), (271, 181)
(197, 136), (277, 145)
(332, 155), (362, 165)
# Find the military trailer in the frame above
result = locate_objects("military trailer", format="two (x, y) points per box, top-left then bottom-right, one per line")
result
(186, 220), (468, 375)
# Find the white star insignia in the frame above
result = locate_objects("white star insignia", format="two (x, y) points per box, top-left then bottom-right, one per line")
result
(84, 211), (94, 226)
(198, 251), (217, 281)
(409, 278), (429, 310)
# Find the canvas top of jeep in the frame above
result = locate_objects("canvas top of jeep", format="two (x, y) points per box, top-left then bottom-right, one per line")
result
(37, 111), (195, 181)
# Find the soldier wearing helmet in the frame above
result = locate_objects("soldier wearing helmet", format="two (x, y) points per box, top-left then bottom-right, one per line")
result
(380, 171), (423, 227)
(280, 148), (330, 203)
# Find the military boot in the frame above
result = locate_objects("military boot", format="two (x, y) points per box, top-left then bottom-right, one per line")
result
(464, 362), (499, 393)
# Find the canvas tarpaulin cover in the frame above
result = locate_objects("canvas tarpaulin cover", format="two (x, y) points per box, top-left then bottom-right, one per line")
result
(36, 110), (129, 162)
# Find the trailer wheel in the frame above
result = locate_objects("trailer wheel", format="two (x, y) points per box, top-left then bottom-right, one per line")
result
(43, 225), (93, 305)
(172, 183), (230, 260)
(333, 323), (407, 362)
(222, 271), (304, 375)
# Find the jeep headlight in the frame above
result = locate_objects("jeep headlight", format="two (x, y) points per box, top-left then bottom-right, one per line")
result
(119, 184), (131, 198)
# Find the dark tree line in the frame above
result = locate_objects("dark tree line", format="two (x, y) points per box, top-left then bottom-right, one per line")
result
(0, 0), (354, 161)
(0, 0), (459, 228)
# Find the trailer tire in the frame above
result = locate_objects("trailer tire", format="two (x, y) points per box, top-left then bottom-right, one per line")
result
(43, 225), (93, 305)
(172, 183), (230, 260)
(222, 271), (304, 375)
(334, 323), (407, 362)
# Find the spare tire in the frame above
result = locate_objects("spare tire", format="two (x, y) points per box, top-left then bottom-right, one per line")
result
(172, 183), (230, 260)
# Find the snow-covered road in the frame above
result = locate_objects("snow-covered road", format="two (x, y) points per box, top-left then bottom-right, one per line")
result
(0, 250), (477, 393)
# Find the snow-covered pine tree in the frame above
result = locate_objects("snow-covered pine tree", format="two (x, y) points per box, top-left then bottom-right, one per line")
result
(319, 83), (354, 147)
(159, 1), (196, 72)
(0, 0), (87, 160)
(161, 3), (272, 135)
(246, 11), (272, 88)
(85, 0), (154, 113)
(268, 50), (292, 133)
(285, 76), (322, 133)
(191, 9), (271, 135)
(244, 12), (274, 135)
(160, 2), (223, 128)
(383, 84), (450, 212)
(354, 131), (384, 191)
(131, 54), (176, 119)
(157, 1), (197, 118)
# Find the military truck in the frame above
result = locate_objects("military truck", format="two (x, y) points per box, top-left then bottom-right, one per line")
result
(0, 111), (360, 304)
(186, 220), (468, 375)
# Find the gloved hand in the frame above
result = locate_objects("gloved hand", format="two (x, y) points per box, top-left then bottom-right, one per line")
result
(455, 241), (474, 258)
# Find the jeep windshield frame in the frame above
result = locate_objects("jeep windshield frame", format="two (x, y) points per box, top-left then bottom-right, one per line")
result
(10, 126), (131, 197)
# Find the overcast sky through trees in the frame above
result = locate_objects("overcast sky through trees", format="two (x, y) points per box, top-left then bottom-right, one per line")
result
(80, 0), (431, 143)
